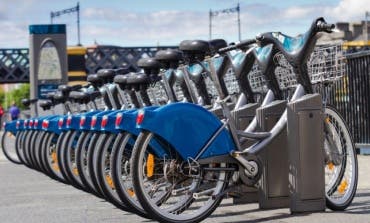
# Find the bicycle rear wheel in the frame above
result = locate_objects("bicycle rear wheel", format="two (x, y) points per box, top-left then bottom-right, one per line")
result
(324, 106), (358, 210)
(110, 132), (149, 218)
(43, 132), (66, 183)
(15, 131), (27, 165)
(1, 130), (21, 164)
(75, 131), (103, 197)
(131, 131), (230, 223)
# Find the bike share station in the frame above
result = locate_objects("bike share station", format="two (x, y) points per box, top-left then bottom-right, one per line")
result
(27, 25), (328, 214)
(233, 93), (326, 213)
(2, 17), (357, 223)
(29, 24), (68, 117)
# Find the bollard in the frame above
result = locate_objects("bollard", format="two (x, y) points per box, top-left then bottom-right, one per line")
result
(256, 100), (289, 209)
(287, 93), (325, 213)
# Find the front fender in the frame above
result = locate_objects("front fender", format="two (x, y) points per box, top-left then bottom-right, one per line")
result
(137, 103), (236, 160)
(4, 120), (18, 135)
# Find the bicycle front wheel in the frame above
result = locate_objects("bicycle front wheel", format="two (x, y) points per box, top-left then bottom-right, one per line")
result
(324, 106), (358, 210)
(1, 130), (22, 164)
(131, 131), (230, 223)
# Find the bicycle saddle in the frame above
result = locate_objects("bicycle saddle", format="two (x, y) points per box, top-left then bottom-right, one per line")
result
(137, 58), (162, 69)
(115, 67), (131, 75)
(126, 73), (150, 85)
(114, 73), (132, 84)
(114, 73), (135, 90)
(97, 69), (116, 83)
(39, 100), (53, 110)
(69, 91), (89, 103)
(137, 58), (162, 77)
(155, 49), (183, 69)
(53, 91), (67, 103)
(209, 39), (227, 52)
(180, 40), (209, 54)
(87, 74), (104, 88)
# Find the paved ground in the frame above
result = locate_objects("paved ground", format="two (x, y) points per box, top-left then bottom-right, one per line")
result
(0, 142), (370, 223)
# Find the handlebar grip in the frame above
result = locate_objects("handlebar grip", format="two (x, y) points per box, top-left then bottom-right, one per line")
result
(218, 38), (256, 54)
(218, 45), (238, 54)
(235, 39), (257, 48)
(317, 22), (335, 32)
(70, 84), (82, 91)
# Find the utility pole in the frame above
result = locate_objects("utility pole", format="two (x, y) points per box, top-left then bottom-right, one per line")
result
(50, 2), (81, 46)
(209, 4), (241, 41)
(237, 3), (241, 41)
(209, 9), (212, 40)
(77, 2), (81, 46)
(366, 11), (369, 42)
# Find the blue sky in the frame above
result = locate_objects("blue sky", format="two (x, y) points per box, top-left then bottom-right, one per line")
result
(0, 0), (369, 48)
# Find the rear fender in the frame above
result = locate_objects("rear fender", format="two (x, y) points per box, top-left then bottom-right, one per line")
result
(137, 103), (236, 160)
(116, 106), (159, 135)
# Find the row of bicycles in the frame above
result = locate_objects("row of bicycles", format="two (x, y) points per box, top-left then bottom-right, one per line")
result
(1, 17), (358, 222)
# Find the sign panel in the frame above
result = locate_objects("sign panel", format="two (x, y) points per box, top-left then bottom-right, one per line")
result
(38, 84), (59, 99)
(38, 41), (62, 80)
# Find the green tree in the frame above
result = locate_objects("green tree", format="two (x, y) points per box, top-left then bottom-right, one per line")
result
(4, 84), (30, 110)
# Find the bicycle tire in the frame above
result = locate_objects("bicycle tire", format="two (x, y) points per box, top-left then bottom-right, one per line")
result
(324, 106), (358, 210)
(21, 130), (33, 167)
(75, 131), (102, 197)
(35, 131), (51, 175)
(15, 131), (27, 165)
(57, 131), (76, 185)
(131, 131), (230, 223)
(43, 132), (66, 183)
(1, 130), (22, 164)
(110, 132), (149, 218)
(62, 130), (86, 190)
(94, 132), (134, 213)
(86, 132), (105, 197)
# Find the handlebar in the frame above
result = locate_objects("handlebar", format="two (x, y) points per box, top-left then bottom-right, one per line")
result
(218, 39), (257, 54)
(316, 20), (335, 33)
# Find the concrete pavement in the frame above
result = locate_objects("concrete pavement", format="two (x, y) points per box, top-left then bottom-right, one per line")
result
(0, 148), (369, 222)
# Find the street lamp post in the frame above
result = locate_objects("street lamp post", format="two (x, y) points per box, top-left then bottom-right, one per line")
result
(50, 2), (81, 46)
(366, 11), (369, 42)
(209, 3), (241, 41)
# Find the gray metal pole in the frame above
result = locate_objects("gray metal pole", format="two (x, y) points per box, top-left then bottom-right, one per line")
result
(77, 2), (81, 46)
(209, 9), (212, 40)
(237, 3), (241, 41)
(50, 12), (53, 24)
(366, 11), (369, 42)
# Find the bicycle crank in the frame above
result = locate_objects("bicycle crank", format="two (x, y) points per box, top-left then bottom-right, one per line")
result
(233, 153), (262, 186)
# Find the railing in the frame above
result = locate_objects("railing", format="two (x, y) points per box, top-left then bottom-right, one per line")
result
(0, 46), (370, 144)
(325, 51), (370, 144)
(85, 45), (177, 74)
(0, 48), (29, 83)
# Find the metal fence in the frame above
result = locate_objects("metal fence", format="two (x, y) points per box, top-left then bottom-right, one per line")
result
(324, 51), (370, 144)
(1, 46), (370, 144)
(85, 46), (177, 74)
(0, 48), (29, 83)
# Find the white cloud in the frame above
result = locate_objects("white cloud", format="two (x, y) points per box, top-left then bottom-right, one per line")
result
(282, 6), (317, 19)
(327, 0), (370, 21)
(0, 21), (28, 48)
(2, 0), (370, 48)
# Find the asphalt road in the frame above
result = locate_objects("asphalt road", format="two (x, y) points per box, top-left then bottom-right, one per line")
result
(0, 145), (369, 223)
